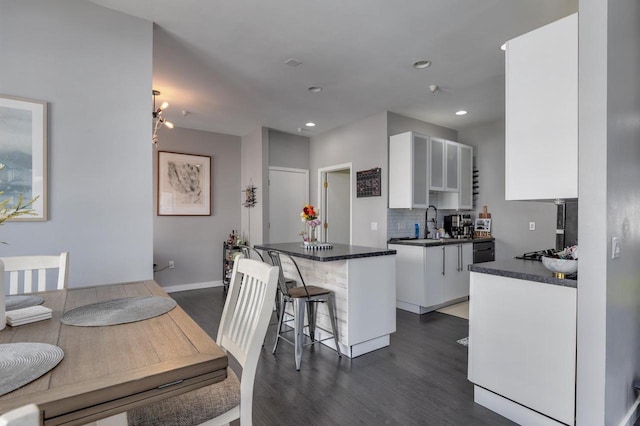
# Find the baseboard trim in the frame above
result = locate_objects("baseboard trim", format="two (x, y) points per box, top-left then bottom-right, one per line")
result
(162, 280), (223, 294)
(619, 394), (640, 426)
(474, 386), (568, 426)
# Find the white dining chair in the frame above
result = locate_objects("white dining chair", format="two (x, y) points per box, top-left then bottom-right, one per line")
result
(1, 252), (69, 294)
(127, 256), (279, 426)
(0, 404), (40, 426)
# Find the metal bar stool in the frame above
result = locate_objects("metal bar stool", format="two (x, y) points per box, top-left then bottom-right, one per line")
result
(267, 250), (341, 371)
(239, 245), (265, 261)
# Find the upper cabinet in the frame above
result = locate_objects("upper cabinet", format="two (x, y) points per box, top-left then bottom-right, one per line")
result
(389, 131), (430, 208)
(438, 143), (473, 210)
(430, 138), (459, 192)
(390, 132), (473, 210)
(505, 13), (578, 200)
(429, 138), (445, 191)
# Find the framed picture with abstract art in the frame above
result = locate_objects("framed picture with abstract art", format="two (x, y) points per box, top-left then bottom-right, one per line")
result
(157, 151), (211, 216)
(0, 95), (48, 221)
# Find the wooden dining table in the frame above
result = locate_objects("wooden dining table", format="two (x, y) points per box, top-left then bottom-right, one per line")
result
(0, 280), (228, 426)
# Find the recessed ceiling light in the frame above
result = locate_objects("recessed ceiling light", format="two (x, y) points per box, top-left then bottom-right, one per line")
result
(500, 43), (507, 51)
(455, 110), (468, 116)
(413, 60), (431, 69)
(308, 86), (322, 93)
(305, 122), (316, 127)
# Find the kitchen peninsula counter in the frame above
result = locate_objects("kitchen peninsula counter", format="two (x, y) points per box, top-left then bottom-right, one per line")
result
(467, 258), (577, 425)
(468, 258), (577, 288)
(254, 242), (396, 358)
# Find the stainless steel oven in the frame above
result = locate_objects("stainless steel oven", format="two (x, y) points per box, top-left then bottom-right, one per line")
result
(473, 241), (495, 263)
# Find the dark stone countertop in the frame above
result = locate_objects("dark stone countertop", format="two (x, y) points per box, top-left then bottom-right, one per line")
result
(387, 237), (494, 247)
(254, 242), (396, 262)
(468, 258), (577, 288)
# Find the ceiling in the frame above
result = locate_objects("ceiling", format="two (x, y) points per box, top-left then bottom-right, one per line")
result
(89, 0), (577, 138)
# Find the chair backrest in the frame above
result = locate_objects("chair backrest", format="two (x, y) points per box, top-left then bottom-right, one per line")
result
(0, 403), (40, 426)
(217, 256), (278, 425)
(239, 245), (264, 262)
(1, 252), (69, 295)
(266, 250), (309, 298)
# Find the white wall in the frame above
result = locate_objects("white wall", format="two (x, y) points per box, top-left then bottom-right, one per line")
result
(459, 121), (556, 259)
(387, 111), (458, 141)
(152, 127), (240, 290)
(241, 127), (268, 245)
(0, 0), (153, 287)
(268, 129), (309, 169)
(577, 1), (640, 424)
(310, 112), (388, 248)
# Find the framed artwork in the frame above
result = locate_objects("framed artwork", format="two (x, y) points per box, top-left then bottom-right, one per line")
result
(356, 167), (382, 198)
(0, 95), (47, 220)
(157, 151), (211, 216)
(475, 218), (492, 232)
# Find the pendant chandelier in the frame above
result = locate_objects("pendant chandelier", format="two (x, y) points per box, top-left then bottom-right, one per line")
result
(152, 90), (173, 146)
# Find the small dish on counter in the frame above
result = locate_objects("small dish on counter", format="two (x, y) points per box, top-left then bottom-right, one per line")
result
(542, 256), (578, 279)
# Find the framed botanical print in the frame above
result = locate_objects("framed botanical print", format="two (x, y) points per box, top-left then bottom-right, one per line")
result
(0, 95), (47, 220)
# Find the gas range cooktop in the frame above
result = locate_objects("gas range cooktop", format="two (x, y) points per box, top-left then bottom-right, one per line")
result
(514, 249), (556, 261)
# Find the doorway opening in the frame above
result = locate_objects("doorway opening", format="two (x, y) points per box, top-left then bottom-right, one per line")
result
(318, 163), (352, 244)
(269, 167), (309, 243)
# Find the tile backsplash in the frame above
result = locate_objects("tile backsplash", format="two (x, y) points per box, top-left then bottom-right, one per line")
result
(387, 207), (475, 239)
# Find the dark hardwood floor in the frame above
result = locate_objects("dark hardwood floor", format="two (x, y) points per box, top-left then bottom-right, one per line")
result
(171, 287), (515, 425)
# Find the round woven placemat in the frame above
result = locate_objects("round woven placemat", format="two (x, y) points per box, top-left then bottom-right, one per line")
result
(0, 342), (64, 397)
(5, 295), (45, 311)
(60, 296), (177, 327)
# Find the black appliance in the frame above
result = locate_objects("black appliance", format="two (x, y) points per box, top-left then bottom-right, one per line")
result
(444, 214), (473, 239)
(473, 241), (495, 263)
(556, 200), (578, 251)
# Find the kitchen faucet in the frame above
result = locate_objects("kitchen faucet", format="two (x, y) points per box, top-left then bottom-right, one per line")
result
(426, 205), (437, 238)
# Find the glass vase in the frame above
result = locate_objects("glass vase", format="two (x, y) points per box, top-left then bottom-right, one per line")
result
(308, 224), (318, 245)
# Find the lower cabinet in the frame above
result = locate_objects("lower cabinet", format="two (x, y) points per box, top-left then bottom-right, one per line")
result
(391, 243), (472, 314)
(468, 272), (576, 425)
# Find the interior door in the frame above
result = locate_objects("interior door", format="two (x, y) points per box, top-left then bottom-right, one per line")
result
(325, 170), (350, 244)
(269, 167), (308, 243)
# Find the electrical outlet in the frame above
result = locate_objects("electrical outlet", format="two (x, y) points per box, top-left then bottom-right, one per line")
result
(371, 222), (378, 231)
(529, 222), (536, 231)
(169, 260), (175, 269)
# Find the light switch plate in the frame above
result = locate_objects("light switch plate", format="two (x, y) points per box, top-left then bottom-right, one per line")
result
(612, 237), (621, 259)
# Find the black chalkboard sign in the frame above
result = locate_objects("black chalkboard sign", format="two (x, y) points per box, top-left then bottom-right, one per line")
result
(357, 167), (381, 198)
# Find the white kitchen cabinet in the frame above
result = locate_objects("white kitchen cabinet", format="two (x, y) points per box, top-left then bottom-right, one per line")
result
(389, 132), (429, 208)
(505, 13), (578, 200)
(391, 244), (429, 306)
(425, 246), (445, 307)
(429, 138), (459, 192)
(445, 141), (459, 192)
(468, 272), (576, 425)
(429, 138), (445, 191)
(392, 242), (471, 314)
(437, 143), (473, 210)
(443, 243), (472, 301)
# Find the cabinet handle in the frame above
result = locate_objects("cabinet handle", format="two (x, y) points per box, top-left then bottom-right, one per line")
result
(459, 244), (463, 271)
(442, 246), (446, 276)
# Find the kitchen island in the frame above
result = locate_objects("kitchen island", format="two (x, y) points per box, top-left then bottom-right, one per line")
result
(467, 259), (577, 426)
(254, 242), (396, 357)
